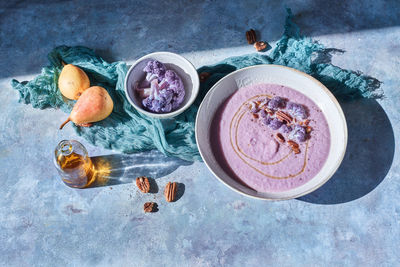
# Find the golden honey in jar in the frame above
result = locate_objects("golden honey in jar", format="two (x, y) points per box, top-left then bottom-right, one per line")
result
(54, 140), (95, 188)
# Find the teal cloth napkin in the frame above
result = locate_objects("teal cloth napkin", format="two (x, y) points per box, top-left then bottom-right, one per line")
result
(11, 9), (382, 161)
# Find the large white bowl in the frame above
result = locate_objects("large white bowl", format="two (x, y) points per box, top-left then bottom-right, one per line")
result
(195, 65), (347, 200)
(124, 52), (200, 119)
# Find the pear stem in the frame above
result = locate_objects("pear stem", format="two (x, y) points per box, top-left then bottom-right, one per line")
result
(61, 60), (66, 66)
(59, 118), (71, 130)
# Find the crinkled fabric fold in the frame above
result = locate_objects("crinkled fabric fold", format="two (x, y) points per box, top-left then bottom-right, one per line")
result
(11, 8), (382, 161)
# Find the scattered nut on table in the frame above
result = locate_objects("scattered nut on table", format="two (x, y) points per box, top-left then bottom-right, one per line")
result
(144, 202), (157, 213)
(254, 41), (268, 51)
(136, 176), (150, 193)
(164, 182), (177, 202)
(246, 29), (257, 44)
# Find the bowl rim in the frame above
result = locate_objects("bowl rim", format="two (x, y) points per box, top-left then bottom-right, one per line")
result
(195, 64), (348, 201)
(124, 51), (200, 118)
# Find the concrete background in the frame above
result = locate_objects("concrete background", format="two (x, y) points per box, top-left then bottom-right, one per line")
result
(0, 0), (399, 266)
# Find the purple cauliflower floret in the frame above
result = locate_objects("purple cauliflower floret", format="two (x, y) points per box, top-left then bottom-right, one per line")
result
(262, 116), (272, 125)
(164, 70), (182, 87)
(143, 60), (167, 82)
(295, 132), (307, 142)
(259, 98), (269, 108)
(267, 96), (286, 110)
(160, 70), (185, 110)
(259, 109), (267, 118)
(141, 80), (173, 113)
(139, 67), (185, 113)
(250, 107), (259, 113)
(280, 124), (293, 133)
(292, 125), (307, 142)
(294, 125), (306, 134)
(268, 118), (283, 130)
(287, 102), (308, 120)
(249, 101), (260, 113)
(135, 79), (152, 98)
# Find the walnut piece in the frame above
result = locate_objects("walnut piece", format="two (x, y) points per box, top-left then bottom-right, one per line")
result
(164, 182), (177, 202)
(144, 202), (157, 213)
(246, 29), (257, 44)
(136, 176), (150, 193)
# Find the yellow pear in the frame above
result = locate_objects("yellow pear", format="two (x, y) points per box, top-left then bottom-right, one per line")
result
(59, 86), (114, 129)
(58, 64), (90, 100)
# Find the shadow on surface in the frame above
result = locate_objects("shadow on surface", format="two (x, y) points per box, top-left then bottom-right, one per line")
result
(293, 0), (400, 37)
(174, 183), (185, 202)
(87, 151), (192, 188)
(298, 98), (395, 204)
(2, 0), (400, 78)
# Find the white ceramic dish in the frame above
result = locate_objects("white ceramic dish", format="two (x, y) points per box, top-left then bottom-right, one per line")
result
(195, 64), (347, 200)
(124, 52), (200, 119)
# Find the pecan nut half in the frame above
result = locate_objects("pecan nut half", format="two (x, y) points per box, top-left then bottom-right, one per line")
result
(276, 111), (293, 124)
(287, 140), (299, 149)
(264, 108), (274, 116)
(136, 176), (150, 193)
(275, 133), (285, 143)
(292, 147), (301, 154)
(287, 140), (301, 154)
(164, 182), (177, 202)
(254, 41), (268, 51)
(246, 29), (257, 44)
(144, 202), (157, 213)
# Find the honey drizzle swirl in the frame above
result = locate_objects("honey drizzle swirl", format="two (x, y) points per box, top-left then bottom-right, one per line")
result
(229, 94), (309, 180)
(234, 110), (292, 165)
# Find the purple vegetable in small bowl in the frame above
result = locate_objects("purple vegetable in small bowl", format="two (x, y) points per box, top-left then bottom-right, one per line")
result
(124, 52), (200, 119)
(136, 60), (185, 114)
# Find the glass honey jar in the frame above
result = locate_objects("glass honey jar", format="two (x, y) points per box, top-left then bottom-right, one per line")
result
(54, 140), (95, 188)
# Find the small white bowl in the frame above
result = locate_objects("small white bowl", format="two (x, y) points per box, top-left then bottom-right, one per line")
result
(124, 52), (200, 119)
(195, 64), (348, 200)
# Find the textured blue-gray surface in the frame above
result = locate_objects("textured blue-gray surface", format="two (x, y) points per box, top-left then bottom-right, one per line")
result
(0, 1), (399, 266)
